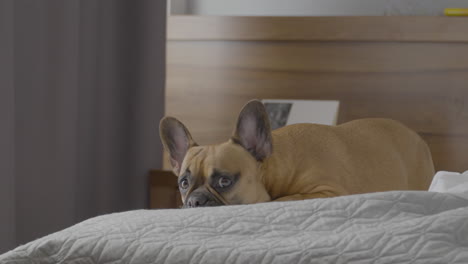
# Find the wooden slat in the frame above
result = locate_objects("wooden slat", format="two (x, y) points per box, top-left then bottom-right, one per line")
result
(168, 16), (468, 42)
(168, 41), (468, 73)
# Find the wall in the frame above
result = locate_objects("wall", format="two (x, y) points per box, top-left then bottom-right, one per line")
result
(0, 0), (16, 254)
(171, 0), (468, 16)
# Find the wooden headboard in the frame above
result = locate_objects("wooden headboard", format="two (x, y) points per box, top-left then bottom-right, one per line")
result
(165, 15), (468, 171)
(154, 16), (468, 208)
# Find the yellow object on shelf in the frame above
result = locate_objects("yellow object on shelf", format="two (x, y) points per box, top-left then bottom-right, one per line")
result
(444, 8), (468, 16)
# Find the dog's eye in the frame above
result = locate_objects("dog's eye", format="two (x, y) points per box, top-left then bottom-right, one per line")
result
(218, 177), (232, 188)
(180, 179), (189, 189)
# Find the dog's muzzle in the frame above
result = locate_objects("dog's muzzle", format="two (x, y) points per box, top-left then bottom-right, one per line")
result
(184, 190), (224, 208)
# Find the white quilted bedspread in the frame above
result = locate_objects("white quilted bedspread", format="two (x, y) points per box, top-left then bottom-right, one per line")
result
(1, 191), (468, 264)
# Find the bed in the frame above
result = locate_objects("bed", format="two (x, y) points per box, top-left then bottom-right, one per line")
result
(2, 16), (468, 263)
(2, 191), (468, 263)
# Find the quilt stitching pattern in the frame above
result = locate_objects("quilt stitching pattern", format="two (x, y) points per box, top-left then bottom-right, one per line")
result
(1, 191), (467, 264)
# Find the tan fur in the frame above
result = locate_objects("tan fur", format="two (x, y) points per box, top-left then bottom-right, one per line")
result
(181, 144), (271, 205)
(161, 102), (435, 206)
(262, 119), (435, 201)
(177, 118), (434, 204)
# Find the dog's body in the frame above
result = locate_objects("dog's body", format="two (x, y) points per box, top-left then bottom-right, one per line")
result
(258, 119), (434, 201)
(160, 101), (435, 207)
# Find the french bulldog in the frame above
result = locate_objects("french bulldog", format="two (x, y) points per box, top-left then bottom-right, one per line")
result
(159, 100), (435, 208)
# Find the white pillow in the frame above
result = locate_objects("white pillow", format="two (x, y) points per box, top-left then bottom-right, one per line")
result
(429, 171), (468, 199)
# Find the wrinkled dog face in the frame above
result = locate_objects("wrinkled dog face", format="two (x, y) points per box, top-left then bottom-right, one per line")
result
(159, 100), (273, 208)
(177, 143), (263, 207)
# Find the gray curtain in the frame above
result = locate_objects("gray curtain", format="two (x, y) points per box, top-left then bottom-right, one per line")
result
(0, 0), (166, 253)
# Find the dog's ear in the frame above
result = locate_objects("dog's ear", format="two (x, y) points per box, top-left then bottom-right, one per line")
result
(232, 100), (272, 161)
(160, 117), (197, 175)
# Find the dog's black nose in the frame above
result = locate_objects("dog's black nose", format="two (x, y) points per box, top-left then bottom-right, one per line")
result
(186, 194), (208, 208)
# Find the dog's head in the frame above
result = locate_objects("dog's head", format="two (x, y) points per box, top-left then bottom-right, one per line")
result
(159, 100), (273, 208)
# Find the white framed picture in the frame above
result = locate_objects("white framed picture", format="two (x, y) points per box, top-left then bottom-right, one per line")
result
(262, 99), (340, 130)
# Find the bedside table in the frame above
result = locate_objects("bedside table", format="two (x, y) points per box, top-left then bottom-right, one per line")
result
(149, 170), (182, 209)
